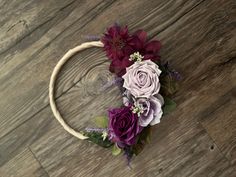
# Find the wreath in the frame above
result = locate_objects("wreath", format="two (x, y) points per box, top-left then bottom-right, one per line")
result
(49, 24), (180, 165)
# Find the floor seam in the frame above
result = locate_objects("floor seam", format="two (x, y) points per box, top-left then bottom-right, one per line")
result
(28, 146), (50, 177)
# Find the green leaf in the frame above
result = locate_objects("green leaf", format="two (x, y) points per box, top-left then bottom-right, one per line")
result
(112, 144), (122, 156)
(94, 116), (108, 128)
(163, 97), (176, 115)
(132, 126), (152, 155)
(84, 131), (113, 148)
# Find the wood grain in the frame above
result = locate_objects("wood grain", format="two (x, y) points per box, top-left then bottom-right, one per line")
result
(200, 88), (236, 167)
(0, 0), (235, 176)
(0, 0), (109, 139)
(0, 148), (48, 177)
(0, 0), (204, 139)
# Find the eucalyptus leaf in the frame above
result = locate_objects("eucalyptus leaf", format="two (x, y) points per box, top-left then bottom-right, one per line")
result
(112, 144), (122, 156)
(163, 97), (176, 115)
(94, 116), (108, 128)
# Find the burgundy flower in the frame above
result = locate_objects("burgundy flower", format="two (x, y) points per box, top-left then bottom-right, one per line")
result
(102, 24), (161, 76)
(129, 30), (161, 62)
(101, 24), (133, 60)
(108, 106), (142, 146)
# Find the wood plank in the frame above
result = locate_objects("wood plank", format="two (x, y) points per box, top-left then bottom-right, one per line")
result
(1, 86), (234, 176)
(0, 148), (48, 177)
(28, 108), (235, 177)
(0, 0), (235, 176)
(0, 0), (75, 55)
(0, 0), (205, 139)
(200, 87), (236, 167)
(0, 0), (110, 139)
(28, 0), (235, 176)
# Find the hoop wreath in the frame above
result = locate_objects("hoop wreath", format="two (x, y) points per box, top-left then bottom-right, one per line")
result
(49, 24), (180, 163)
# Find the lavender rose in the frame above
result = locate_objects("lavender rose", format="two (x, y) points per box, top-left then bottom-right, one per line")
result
(108, 106), (142, 145)
(135, 94), (164, 127)
(123, 91), (164, 127)
(122, 60), (162, 98)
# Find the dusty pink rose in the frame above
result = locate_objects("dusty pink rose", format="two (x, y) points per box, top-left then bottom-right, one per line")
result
(122, 60), (162, 98)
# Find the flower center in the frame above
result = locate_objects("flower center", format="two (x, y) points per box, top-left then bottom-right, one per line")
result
(112, 37), (125, 49)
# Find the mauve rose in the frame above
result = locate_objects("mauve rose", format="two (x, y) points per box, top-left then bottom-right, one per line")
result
(122, 60), (162, 98)
(123, 91), (164, 127)
(108, 106), (141, 145)
(136, 94), (164, 127)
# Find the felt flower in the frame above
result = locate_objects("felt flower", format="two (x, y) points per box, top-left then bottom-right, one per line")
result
(108, 106), (142, 145)
(122, 60), (162, 98)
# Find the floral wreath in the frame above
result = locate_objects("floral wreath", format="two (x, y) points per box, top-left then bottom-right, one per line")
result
(49, 24), (180, 165)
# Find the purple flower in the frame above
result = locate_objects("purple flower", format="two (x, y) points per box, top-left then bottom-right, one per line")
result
(108, 106), (142, 146)
(135, 95), (164, 127)
(123, 91), (164, 127)
(101, 24), (162, 77)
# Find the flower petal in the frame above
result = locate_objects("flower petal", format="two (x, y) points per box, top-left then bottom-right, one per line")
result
(145, 40), (161, 53)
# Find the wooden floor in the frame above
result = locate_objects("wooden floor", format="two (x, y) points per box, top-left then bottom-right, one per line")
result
(0, 0), (235, 176)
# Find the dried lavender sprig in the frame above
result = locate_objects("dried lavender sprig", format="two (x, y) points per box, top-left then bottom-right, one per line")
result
(163, 61), (182, 80)
(170, 70), (182, 81)
(99, 77), (124, 91)
(85, 127), (108, 133)
(124, 147), (133, 169)
(82, 34), (101, 41)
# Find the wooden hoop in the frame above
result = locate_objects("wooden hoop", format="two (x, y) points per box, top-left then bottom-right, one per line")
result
(49, 41), (104, 140)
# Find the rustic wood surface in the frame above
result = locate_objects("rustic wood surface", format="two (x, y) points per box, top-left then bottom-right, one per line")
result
(0, 0), (236, 176)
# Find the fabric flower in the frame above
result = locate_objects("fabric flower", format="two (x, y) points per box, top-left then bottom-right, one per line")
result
(101, 24), (132, 60)
(101, 24), (161, 77)
(123, 90), (164, 127)
(135, 95), (164, 127)
(129, 30), (161, 61)
(108, 106), (142, 145)
(122, 60), (162, 98)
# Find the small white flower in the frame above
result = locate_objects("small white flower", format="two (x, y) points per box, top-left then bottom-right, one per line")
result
(129, 52), (144, 62)
(102, 131), (108, 141)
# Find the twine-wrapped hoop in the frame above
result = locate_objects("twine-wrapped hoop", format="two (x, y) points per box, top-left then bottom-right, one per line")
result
(49, 41), (104, 140)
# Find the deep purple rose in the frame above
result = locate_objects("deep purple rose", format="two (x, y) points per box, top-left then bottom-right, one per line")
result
(108, 106), (141, 146)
